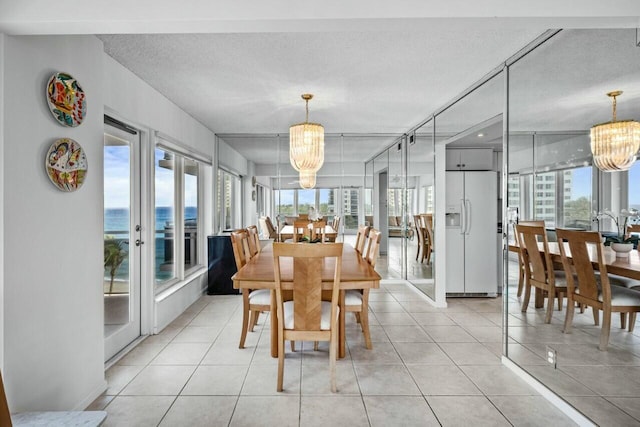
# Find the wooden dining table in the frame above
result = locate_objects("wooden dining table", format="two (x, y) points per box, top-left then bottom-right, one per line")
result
(509, 241), (640, 307)
(232, 242), (381, 358)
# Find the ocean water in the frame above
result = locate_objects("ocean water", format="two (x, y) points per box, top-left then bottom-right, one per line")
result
(104, 207), (197, 281)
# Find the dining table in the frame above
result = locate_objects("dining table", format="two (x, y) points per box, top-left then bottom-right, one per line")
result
(277, 224), (337, 242)
(509, 240), (640, 307)
(232, 242), (381, 358)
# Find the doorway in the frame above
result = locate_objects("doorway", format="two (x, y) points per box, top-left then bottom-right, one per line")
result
(103, 121), (142, 361)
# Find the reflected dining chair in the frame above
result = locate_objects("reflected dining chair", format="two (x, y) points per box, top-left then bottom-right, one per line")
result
(230, 229), (271, 348)
(309, 220), (327, 243)
(556, 228), (640, 350)
(246, 225), (261, 257)
(344, 228), (382, 349)
(515, 223), (567, 323)
(420, 214), (434, 265)
(272, 242), (343, 392)
(325, 216), (340, 242)
(513, 220), (546, 298)
(355, 224), (370, 255)
(413, 214), (425, 262)
(292, 220), (310, 242)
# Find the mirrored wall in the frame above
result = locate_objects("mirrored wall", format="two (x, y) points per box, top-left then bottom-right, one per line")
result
(506, 29), (640, 422)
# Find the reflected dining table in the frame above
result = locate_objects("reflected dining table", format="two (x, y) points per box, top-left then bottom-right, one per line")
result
(232, 242), (381, 358)
(509, 240), (640, 307)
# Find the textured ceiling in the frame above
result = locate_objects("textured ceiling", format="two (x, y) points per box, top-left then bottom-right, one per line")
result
(99, 29), (544, 164)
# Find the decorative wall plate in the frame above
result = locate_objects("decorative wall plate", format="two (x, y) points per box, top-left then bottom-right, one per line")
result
(45, 138), (88, 192)
(46, 72), (86, 127)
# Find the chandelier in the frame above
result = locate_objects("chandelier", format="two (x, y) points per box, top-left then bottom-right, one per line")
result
(299, 169), (316, 190)
(590, 90), (640, 172)
(289, 94), (324, 173)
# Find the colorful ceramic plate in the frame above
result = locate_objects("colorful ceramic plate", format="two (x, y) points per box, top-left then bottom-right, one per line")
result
(45, 138), (88, 192)
(46, 72), (86, 127)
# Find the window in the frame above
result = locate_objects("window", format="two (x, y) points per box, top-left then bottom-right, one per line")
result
(342, 189), (359, 230)
(155, 146), (206, 290)
(217, 169), (242, 231)
(275, 189), (295, 215)
(534, 172), (556, 226)
(297, 190), (315, 214)
(562, 166), (592, 228)
(629, 162), (640, 212)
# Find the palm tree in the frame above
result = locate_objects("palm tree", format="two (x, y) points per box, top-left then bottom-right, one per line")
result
(104, 238), (127, 294)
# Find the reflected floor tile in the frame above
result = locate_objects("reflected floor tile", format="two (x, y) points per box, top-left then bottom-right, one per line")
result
(355, 364), (421, 395)
(564, 396), (640, 426)
(607, 397), (640, 422)
(300, 396), (369, 427)
(120, 365), (196, 396)
(407, 364), (481, 395)
(394, 342), (453, 365)
(496, 343), (546, 365)
(103, 395), (174, 427)
(427, 395), (510, 426)
(522, 365), (596, 397)
(439, 343), (501, 365)
(423, 325), (476, 343)
(489, 395), (577, 426)
(364, 396), (439, 427)
(182, 365), (248, 395)
(159, 396), (236, 427)
(561, 365), (640, 396)
(230, 396), (300, 427)
(460, 365), (537, 395)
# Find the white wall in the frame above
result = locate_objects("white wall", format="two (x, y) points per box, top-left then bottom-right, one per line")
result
(2, 35), (106, 411)
(0, 34), (5, 372)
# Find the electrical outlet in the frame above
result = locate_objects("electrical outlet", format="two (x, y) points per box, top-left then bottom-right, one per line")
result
(546, 345), (557, 368)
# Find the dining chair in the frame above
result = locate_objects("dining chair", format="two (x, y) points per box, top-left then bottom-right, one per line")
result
(246, 224), (261, 257)
(556, 228), (640, 350)
(309, 220), (327, 243)
(259, 216), (277, 240)
(513, 220), (546, 298)
(230, 229), (271, 348)
(325, 216), (340, 242)
(345, 228), (382, 349)
(515, 223), (567, 323)
(272, 242), (343, 392)
(355, 224), (370, 255)
(292, 220), (310, 242)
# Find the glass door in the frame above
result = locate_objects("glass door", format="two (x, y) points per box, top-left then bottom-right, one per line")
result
(104, 122), (142, 361)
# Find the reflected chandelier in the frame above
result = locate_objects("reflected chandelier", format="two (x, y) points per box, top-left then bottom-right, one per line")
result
(590, 91), (640, 172)
(299, 169), (316, 190)
(289, 94), (324, 174)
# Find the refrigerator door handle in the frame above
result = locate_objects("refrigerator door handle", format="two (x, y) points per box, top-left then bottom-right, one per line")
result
(465, 199), (472, 235)
(460, 199), (466, 235)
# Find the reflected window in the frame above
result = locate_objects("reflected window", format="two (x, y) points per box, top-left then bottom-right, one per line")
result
(155, 149), (176, 284)
(562, 166), (592, 229)
(184, 158), (198, 273)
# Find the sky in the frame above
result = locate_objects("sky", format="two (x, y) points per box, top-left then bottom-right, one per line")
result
(104, 146), (197, 209)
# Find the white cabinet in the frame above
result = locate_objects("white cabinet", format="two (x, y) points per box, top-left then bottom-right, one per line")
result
(446, 148), (493, 171)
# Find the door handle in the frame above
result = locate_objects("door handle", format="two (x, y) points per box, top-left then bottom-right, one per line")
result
(135, 239), (145, 246)
(460, 199), (465, 235)
(465, 199), (471, 235)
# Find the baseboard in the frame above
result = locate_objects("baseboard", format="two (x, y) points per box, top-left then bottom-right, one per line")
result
(75, 379), (108, 411)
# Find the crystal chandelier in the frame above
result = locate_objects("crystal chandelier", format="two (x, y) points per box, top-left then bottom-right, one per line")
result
(289, 94), (324, 173)
(590, 91), (640, 172)
(299, 169), (316, 190)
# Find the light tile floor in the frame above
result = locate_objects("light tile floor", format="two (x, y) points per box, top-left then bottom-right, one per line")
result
(90, 280), (579, 426)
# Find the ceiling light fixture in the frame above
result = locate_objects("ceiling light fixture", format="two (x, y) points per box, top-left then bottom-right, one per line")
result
(299, 169), (316, 190)
(477, 133), (484, 138)
(590, 91), (640, 172)
(289, 94), (324, 178)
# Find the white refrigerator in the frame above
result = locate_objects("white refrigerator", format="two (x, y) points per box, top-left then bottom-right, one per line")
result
(445, 171), (498, 295)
